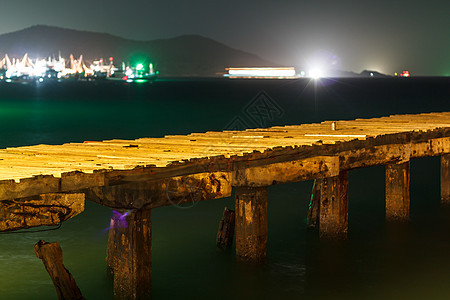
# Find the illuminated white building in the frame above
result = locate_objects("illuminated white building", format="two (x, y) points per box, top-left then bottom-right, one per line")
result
(225, 67), (298, 79)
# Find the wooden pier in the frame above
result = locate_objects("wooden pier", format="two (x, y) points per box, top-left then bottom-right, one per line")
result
(1, 112), (449, 298)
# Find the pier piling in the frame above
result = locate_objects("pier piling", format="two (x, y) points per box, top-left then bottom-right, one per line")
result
(235, 186), (268, 262)
(216, 207), (236, 249)
(319, 171), (349, 238)
(441, 154), (450, 205)
(34, 240), (84, 300)
(107, 207), (152, 299)
(307, 179), (322, 229)
(386, 161), (410, 221)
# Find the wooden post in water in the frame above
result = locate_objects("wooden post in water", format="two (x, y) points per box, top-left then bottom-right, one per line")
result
(386, 161), (410, 220)
(235, 186), (268, 263)
(106, 215), (118, 274)
(216, 207), (236, 249)
(441, 154), (450, 205)
(307, 179), (322, 229)
(319, 171), (349, 238)
(107, 207), (152, 299)
(34, 240), (84, 300)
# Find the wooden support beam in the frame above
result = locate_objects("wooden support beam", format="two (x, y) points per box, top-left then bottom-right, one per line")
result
(216, 207), (236, 249)
(0, 175), (61, 202)
(107, 207), (152, 299)
(319, 171), (349, 238)
(442, 154), (450, 205)
(34, 240), (84, 300)
(233, 156), (339, 187)
(307, 179), (321, 229)
(235, 186), (268, 263)
(412, 137), (450, 158)
(340, 142), (411, 170)
(91, 172), (232, 209)
(386, 161), (410, 220)
(0, 193), (85, 232)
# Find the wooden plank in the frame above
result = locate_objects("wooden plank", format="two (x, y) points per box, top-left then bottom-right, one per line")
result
(0, 176), (61, 201)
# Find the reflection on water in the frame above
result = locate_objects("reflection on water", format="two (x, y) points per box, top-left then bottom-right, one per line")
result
(0, 78), (449, 299)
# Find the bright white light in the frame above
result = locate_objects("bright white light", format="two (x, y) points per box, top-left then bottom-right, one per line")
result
(309, 68), (323, 79)
(226, 67), (296, 78)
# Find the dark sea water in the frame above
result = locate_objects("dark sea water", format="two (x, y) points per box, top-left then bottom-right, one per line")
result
(0, 77), (449, 299)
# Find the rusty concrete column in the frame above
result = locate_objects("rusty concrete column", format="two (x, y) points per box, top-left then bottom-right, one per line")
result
(107, 207), (152, 299)
(441, 154), (450, 205)
(386, 161), (410, 221)
(235, 186), (268, 263)
(319, 171), (349, 238)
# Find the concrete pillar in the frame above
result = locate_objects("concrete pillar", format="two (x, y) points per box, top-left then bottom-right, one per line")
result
(319, 171), (349, 238)
(386, 161), (410, 221)
(442, 154), (450, 205)
(235, 186), (268, 263)
(107, 207), (152, 299)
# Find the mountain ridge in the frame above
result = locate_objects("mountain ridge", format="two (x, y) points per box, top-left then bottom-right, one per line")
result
(0, 25), (274, 76)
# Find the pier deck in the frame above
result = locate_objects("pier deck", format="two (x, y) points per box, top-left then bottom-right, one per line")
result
(1, 111), (449, 298)
(1, 112), (449, 204)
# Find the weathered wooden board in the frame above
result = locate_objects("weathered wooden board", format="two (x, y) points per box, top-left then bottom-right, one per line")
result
(235, 186), (268, 262)
(106, 208), (152, 299)
(89, 172), (232, 209)
(0, 193), (85, 231)
(34, 240), (85, 300)
(319, 171), (349, 238)
(442, 154), (450, 204)
(232, 156), (339, 187)
(216, 207), (236, 249)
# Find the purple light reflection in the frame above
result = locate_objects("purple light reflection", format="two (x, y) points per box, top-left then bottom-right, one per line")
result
(103, 210), (132, 233)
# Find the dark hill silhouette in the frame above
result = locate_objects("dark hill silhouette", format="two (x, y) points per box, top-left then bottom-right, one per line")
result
(360, 69), (390, 77)
(0, 25), (273, 76)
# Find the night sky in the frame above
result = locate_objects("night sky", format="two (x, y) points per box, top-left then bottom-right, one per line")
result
(1, 0), (449, 75)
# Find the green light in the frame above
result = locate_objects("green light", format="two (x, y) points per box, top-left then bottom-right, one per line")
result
(136, 63), (144, 71)
(134, 79), (148, 83)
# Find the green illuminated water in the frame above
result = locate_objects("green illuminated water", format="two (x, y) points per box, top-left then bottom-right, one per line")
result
(0, 78), (449, 299)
